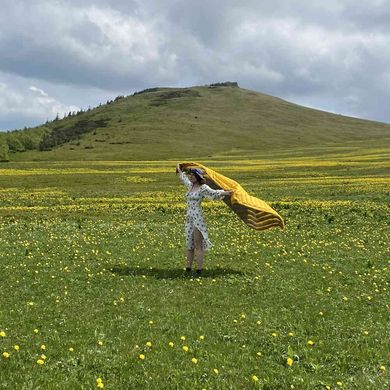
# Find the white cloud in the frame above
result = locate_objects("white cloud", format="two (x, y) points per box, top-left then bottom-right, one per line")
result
(86, 6), (162, 62)
(29, 86), (49, 97)
(0, 83), (80, 130)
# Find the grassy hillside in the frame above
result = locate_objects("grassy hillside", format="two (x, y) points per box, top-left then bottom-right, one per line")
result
(2, 83), (390, 161)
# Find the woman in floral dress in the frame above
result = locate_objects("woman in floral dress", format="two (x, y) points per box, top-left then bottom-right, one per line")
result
(176, 164), (233, 276)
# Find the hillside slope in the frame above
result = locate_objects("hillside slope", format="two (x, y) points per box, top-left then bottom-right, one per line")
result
(3, 84), (390, 161)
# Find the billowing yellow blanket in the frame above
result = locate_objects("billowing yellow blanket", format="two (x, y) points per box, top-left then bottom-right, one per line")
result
(179, 162), (284, 231)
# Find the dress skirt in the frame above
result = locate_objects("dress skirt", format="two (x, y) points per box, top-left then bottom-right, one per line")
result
(178, 170), (226, 251)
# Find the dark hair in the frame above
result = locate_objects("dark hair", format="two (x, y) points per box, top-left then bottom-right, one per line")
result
(188, 170), (205, 185)
(194, 173), (206, 185)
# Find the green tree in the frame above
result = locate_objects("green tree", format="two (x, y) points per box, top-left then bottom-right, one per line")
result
(0, 141), (10, 162)
(19, 133), (38, 150)
(6, 134), (25, 152)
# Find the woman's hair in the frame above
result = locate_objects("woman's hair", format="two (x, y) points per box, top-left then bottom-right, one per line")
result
(188, 170), (206, 184)
(194, 173), (206, 185)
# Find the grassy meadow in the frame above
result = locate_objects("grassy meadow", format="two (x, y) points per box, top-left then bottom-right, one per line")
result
(0, 145), (389, 389)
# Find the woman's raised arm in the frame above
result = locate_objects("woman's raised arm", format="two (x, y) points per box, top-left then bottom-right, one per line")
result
(176, 164), (192, 189)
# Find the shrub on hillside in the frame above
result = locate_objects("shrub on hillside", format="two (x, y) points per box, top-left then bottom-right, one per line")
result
(39, 118), (109, 150)
(133, 87), (160, 96)
(209, 81), (239, 88)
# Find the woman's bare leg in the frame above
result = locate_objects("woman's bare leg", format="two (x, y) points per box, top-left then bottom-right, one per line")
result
(186, 249), (194, 269)
(193, 227), (204, 271)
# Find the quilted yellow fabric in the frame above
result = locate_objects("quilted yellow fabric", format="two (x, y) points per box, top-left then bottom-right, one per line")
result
(179, 162), (284, 231)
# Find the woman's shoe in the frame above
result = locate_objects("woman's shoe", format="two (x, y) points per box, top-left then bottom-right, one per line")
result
(184, 267), (192, 277)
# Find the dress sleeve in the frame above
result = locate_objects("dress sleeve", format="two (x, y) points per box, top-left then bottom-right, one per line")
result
(200, 184), (226, 200)
(178, 170), (192, 189)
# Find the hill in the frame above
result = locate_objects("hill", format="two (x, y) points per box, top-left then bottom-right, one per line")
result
(1, 83), (390, 161)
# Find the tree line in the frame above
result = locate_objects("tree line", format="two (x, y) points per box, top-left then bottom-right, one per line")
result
(0, 98), (118, 161)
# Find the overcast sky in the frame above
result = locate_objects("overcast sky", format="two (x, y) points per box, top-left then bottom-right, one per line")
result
(1, 0), (389, 131)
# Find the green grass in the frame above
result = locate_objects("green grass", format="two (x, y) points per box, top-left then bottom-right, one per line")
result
(0, 145), (389, 389)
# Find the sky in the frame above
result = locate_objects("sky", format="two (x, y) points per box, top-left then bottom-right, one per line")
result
(1, 0), (390, 131)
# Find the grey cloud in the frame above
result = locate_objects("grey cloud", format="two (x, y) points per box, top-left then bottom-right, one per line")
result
(341, 1), (390, 33)
(0, 1), (179, 90)
(0, 0), (390, 128)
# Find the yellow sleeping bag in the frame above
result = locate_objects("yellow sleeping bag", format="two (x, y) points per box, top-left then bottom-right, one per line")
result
(179, 162), (284, 231)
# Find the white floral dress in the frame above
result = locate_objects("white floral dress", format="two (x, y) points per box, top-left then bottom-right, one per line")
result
(178, 170), (226, 251)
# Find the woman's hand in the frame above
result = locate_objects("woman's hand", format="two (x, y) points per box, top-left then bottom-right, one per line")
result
(225, 190), (234, 196)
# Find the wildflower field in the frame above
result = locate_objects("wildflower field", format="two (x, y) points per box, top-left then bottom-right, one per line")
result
(0, 145), (389, 389)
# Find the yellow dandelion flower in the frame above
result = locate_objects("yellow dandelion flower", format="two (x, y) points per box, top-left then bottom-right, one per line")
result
(213, 368), (219, 374)
(233, 319), (238, 323)
(0, 331), (6, 337)
(97, 383), (104, 389)
(241, 313), (246, 319)
(307, 340), (315, 346)
(319, 311), (324, 316)
(37, 359), (44, 365)
(2, 352), (10, 358)
(182, 346), (189, 352)
(287, 357), (293, 366)
(256, 352), (262, 356)
(149, 320), (154, 325)
(271, 332), (277, 337)
(379, 365), (386, 371)
(191, 357), (198, 364)
(199, 335), (205, 340)
(33, 329), (39, 334)
(168, 342), (174, 347)
(256, 320), (261, 325)
(41, 354), (47, 360)
(40, 344), (46, 350)
(180, 336), (186, 341)
(252, 375), (259, 382)
(98, 340), (103, 346)
(363, 330), (369, 335)
(14, 345), (20, 351)
(336, 381), (342, 386)
(69, 347), (74, 352)
(96, 378), (103, 383)
(146, 341), (152, 347)
(288, 332), (294, 337)
(139, 354), (145, 360)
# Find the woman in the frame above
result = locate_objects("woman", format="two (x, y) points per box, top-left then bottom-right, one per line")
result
(176, 163), (233, 276)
